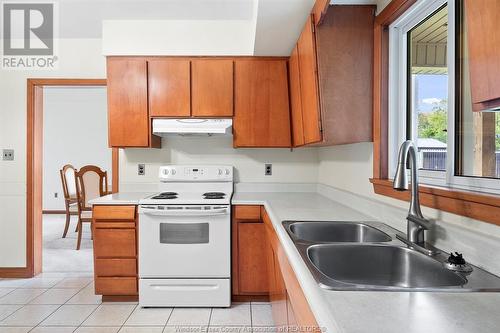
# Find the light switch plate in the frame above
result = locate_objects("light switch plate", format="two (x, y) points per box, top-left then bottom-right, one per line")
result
(2, 149), (14, 161)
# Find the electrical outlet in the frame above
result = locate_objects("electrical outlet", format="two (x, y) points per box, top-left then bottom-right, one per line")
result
(54, 192), (58, 198)
(265, 163), (272, 176)
(2, 149), (14, 161)
(138, 164), (145, 176)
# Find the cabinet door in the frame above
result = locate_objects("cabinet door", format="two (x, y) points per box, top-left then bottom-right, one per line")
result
(289, 45), (305, 147)
(148, 59), (191, 117)
(237, 222), (269, 294)
(107, 58), (150, 147)
(287, 292), (298, 330)
(297, 15), (322, 144)
(234, 60), (291, 147)
(464, 0), (500, 110)
(192, 59), (234, 117)
(272, 249), (288, 329)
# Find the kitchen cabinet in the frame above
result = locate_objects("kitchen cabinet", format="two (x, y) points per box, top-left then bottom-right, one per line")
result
(289, 45), (305, 147)
(289, 5), (375, 146)
(92, 205), (138, 301)
(312, 0), (330, 25)
(269, 247), (288, 329)
(262, 207), (318, 328)
(107, 58), (160, 148)
(297, 14), (322, 145)
(192, 59), (234, 117)
(231, 206), (269, 300)
(234, 59), (292, 148)
(148, 59), (191, 117)
(464, 0), (500, 111)
(287, 294), (299, 330)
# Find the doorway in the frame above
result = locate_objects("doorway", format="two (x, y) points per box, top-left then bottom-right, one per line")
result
(26, 79), (118, 278)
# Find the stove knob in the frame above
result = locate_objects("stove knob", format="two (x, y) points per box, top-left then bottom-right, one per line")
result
(163, 169), (169, 175)
(224, 168), (230, 175)
(218, 169), (223, 175)
(171, 169), (176, 175)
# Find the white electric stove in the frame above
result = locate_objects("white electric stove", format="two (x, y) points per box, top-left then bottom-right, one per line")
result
(138, 165), (233, 308)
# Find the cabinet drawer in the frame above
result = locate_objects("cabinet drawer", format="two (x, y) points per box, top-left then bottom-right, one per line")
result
(95, 277), (137, 296)
(94, 229), (136, 258)
(234, 206), (261, 221)
(95, 259), (137, 277)
(93, 205), (136, 221)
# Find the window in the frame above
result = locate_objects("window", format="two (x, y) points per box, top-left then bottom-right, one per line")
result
(389, 0), (500, 194)
(407, 5), (448, 172)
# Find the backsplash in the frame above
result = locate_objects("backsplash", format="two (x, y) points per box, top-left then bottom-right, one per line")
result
(119, 136), (319, 190)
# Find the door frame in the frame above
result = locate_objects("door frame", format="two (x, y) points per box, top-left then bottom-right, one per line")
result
(0, 78), (116, 278)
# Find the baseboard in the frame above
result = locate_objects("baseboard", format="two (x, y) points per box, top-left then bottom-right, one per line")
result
(0, 267), (33, 278)
(232, 294), (269, 302)
(102, 295), (138, 302)
(42, 210), (66, 214)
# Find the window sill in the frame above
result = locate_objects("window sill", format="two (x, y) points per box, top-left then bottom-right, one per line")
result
(370, 178), (500, 226)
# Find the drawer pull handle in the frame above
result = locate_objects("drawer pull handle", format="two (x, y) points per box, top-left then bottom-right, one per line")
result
(149, 284), (220, 291)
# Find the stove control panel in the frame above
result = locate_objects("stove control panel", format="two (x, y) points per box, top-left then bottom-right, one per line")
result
(159, 165), (233, 182)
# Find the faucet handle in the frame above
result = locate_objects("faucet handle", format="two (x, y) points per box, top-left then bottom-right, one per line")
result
(407, 214), (432, 230)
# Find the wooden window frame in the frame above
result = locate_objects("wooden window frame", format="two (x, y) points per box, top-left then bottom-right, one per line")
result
(372, 0), (500, 226)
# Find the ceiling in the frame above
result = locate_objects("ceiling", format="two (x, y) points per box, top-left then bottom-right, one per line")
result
(56, 0), (379, 56)
(410, 5), (448, 74)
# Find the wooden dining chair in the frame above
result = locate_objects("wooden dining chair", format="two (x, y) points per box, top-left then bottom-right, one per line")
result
(60, 164), (79, 238)
(74, 165), (109, 250)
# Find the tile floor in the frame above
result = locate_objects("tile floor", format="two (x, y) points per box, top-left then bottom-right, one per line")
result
(0, 273), (275, 332)
(1, 215), (275, 332)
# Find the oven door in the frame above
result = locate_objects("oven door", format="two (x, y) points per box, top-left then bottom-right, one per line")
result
(138, 205), (230, 278)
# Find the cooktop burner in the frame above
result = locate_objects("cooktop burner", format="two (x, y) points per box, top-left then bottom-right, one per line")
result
(203, 192), (226, 200)
(151, 192), (179, 200)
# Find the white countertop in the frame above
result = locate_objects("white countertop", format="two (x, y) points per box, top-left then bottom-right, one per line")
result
(88, 192), (153, 205)
(91, 189), (500, 333)
(232, 191), (500, 333)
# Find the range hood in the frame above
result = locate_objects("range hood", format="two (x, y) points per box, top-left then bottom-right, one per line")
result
(152, 118), (232, 136)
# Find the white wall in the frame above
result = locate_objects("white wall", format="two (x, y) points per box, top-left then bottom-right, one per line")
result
(43, 87), (111, 210)
(119, 136), (319, 191)
(0, 39), (105, 267)
(102, 17), (258, 56)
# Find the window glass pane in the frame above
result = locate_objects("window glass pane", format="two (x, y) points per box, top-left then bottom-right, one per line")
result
(457, 0), (500, 179)
(407, 5), (448, 171)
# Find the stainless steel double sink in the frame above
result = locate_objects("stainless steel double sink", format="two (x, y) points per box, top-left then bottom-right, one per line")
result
(283, 221), (500, 292)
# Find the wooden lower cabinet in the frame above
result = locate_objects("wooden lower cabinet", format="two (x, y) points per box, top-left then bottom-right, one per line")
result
(287, 292), (299, 330)
(92, 205), (138, 301)
(269, 247), (288, 329)
(262, 207), (319, 329)
(232, 206), (269, 300)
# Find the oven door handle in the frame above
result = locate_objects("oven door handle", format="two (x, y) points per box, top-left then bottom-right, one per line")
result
(140, 207), (229, 217)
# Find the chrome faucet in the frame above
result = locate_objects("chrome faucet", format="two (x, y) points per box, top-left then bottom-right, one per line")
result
(393, 140), (432, 246)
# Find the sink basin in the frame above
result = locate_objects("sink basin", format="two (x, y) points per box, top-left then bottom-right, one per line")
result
(308, 244), (466, 289)
(287, 222), (392, 243)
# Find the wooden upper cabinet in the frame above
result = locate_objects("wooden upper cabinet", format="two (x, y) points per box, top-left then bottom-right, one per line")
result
(288, 6), (375, 146)
(297, 15), (322, 145)
(107, 58), (150, 147)
(234, 59), (291, 148)
(464, 0), (500, 111)
(192, 60), (234, 117)
(312, 0), (329, 25)
(289, 46), (305, 147)
(148, 59), (191, 117)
